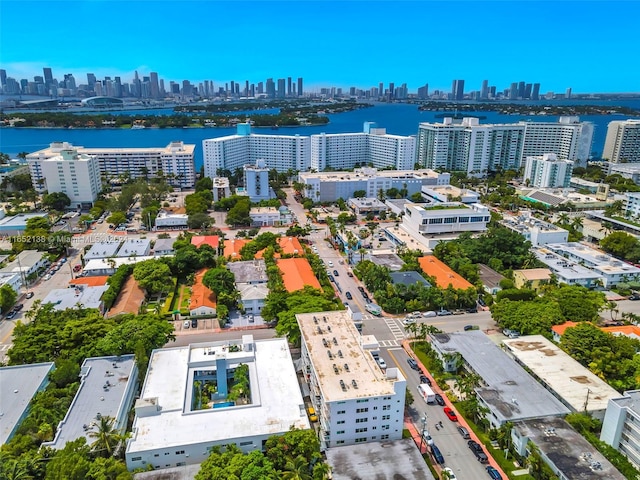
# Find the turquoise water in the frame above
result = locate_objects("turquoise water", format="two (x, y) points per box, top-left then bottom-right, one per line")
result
(2, 102), (639, 169)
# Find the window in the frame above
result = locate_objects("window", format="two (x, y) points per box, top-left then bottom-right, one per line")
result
(356, 408), (368, 413)
(131, 457), (142, 461)
(381, 434), (390, 440)
(444, 217), (457, 224)
(337, 410), (346, 415)
(355, 427), (368, 433)
(164, 452), (170, 456)
(356, 399), (369, 403)
(337, 420), (345, 425)
(239, 441), (252, 446)
(428, 218), (443, 224)
(382, 405), (390, 411)
(336, 430), (345, 434)
(154, 454), (159, 457)
(382, 415), (390, 420)
(355, 438), (367, 443)
(175, 450), (185, 455)
(336, 440), (345, 445)
(176, 462), (186, 466)
(356, 418), (368, 423)
(382, 425), (390, 430)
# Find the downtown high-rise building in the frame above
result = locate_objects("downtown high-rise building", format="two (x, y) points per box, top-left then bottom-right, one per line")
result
(603, 119), (640, 163)
(277, 78), (286, 98)
(297, 77), (303, 97)
(481, 80), (489, 99)
(451, 79), (464, 100)
(266, 78), (275, 98)
(150, 72), (160, 99)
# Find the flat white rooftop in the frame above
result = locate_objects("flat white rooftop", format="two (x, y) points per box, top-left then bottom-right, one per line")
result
(546, 242), (640, 276)
(85, 240), (121, 260)
(126, 337), (309, 454)
(503, 335), (620, 415)
(84, 256), (154, 273)
(0, 362), (54, 444)
(42, 285), (108, 310)
(0, 212), (48, 229)
(297, 311), (403, 402)
(298, 168), (442, 181)
(44, 355), (136, 449)
(116, 238), (151, 257)
(431, 331), (570, 424)
(533, 248), (603, 281)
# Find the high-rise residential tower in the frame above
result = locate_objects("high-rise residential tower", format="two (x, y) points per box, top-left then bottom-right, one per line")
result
(523, 153), (574, 188)
(603, 119), (640, 163)
(416, 118), (525, 176)
(519, 116), (594, 167)
(297, 77), (303, 97)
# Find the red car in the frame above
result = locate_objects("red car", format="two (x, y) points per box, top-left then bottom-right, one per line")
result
(444, 407), (458, 422)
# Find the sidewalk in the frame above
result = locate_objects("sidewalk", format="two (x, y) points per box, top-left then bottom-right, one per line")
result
(402, 339), (508, 480)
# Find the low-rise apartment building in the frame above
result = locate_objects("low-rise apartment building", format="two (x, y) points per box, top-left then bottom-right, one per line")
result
(600, 389), (640, 470)
(298, 311), (406, 449)
(501, 211), (568, 246)
(402, 202), (490, 236)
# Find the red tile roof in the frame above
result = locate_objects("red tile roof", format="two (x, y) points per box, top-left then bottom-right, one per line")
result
(224, 238), (248, 259)
(69, 276), (110, 287)
(106, 276), (146, 318)
(191, 235), (220, 249)
(418, 256), (473, 290)
(277, 258), (321, 292)
(189, 269), (217, 310)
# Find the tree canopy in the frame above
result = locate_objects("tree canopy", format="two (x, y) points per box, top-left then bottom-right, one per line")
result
(133, 259), (173, 296)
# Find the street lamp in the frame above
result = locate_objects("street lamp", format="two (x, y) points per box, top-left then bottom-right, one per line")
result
(419, 416), (427, 453)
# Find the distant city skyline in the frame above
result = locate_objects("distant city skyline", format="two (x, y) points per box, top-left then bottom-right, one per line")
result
(1, 1), (639, 93)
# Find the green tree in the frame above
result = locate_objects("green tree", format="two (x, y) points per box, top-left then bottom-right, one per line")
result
(0, 283), (18, 314)
(600, 231), (640, 262)
(88, 416), (123, 457)
(42, 192), (71, 211)
(226, 198), (252, 227)
(49, 358), (81, 388)
(45, 438), (92, 480)
(202, 268), (236, 295)
(133, 260), (173, 296)
(188, 212), (214, 229)
(195, 176), (214, 192)
(281, 455), (312, 480)
(107, 211), (127, 227)
(353, 189), (366, 198)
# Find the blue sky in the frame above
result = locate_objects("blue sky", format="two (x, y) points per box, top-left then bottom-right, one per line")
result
(1, 0), (639, 93)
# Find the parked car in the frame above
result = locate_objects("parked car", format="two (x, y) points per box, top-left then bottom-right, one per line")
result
(486, 466), (502, 479)
(437, 309), (452, 316)
(345, 291), (353, 300)
(403, 317), (416, 326)
(327, 261), (334, 267)
(191, 319), (198, 328)
(468, 440), (483, 453)
(464, 325), (478, 331)
(357, 286), (365, 292)
(333, 270), (339, 276)
(457, 426), (471, 439)
(183, 320), (190, 329)
(429, 444), (445, 465)
(43, 274), (51, 281)
(422, 431), (434, 446)
(407, 358), (419, 370)
(377, 358), (387, 369)
(307, 407), (318, 422)
(25, 292), (34, 299)
(362, 292), (369, 300)
(328, 275), (335, 282)
(434, 393), (445, 406)
(5, 311), (16, 319)
(73, 264), (82, 272)
(419, 374), (431, 386)
(13, 304), (24, 312)
(423, 310), (437, 318)
(467, 307), (478, 313)
(442, 468), (457, 480)
(444, 407), (458, 421)
(347, 271), (354, 277)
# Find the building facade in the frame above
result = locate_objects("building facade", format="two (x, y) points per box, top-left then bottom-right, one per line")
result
(402, 202), (490, 236)
(520, 116), (594, 167)
(203, 124), (311, 176)
(601, 390), (640, 470)
(603, 119), (640, 163)
(243, 160), (271, 202)
(31, 149), (101, 208)
(298, 168), (449, 203)
(126, 337), (309, 470)
(310, 123), (416, 171)
(523, 153), (573, 188)
(416, 118), (525, 176)
(27, 142), (196, 189)
(298, 311), (406, 450)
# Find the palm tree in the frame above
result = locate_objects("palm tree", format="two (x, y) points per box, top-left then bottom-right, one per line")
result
(312, 462), (331, 480)
(88, 415), (123, 457)
(281, 455), (312, 480)
(557, 212), (570, 227)
(1, 459), (30, 480)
